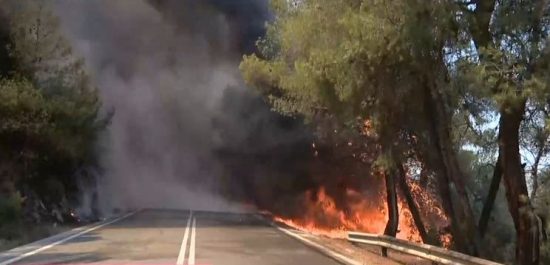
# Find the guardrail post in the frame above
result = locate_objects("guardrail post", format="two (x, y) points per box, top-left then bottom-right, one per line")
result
(381, 246), (388, 257)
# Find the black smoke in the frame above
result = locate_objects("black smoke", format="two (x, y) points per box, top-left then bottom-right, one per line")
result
(54, 0), (316, 215)
(148, 0), (271, 55)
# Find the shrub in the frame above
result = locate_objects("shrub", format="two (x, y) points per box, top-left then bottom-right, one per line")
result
(542, 242), (550, 264)
(0, 192), (23, 224)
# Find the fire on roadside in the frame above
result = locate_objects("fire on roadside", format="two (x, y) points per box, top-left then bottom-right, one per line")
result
(266, 119), (451, 245)
(268, 182), (451, 247)
(270, 187), (422, 241)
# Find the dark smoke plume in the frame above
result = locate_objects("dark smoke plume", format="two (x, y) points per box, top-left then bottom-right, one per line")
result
(54, 0), (314, 215)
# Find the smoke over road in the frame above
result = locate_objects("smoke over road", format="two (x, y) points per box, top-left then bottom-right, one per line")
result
(53, 0), (298, 214)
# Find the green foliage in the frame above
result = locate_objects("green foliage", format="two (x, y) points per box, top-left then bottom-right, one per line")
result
(0, 192), (23, 224)
(242, 0), (550, 260)
(0, 76), (103, 184)
(0, 78), (50, 134)
(534, 170), (550, 218)
(0, 0), (106, 224)
(244, 1), (437, 130)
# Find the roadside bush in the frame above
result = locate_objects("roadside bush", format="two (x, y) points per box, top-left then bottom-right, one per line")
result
(0, 192), (23, 224)
(542, 242), (550, 264)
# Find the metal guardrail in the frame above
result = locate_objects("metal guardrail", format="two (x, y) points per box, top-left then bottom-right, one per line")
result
(348, 232), (502, 265)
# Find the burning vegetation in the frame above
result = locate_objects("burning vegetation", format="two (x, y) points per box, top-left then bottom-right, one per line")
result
(266, 171), (450, 245)
(215, 100), (453, 247)
(271, 187), (422, 241)
(257, 120), (450, 245)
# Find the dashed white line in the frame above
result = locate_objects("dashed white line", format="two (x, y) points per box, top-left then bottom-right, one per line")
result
(176, 210), (193, 265)
(188, 217), (197, 265)
(0, 211), (138, 265)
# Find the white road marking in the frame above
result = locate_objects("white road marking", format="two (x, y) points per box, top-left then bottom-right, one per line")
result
(254, 214), (362, 265)
(188, 217), (197, 265)
(0, 211), (138, 265)
(176, 210), (193, 265)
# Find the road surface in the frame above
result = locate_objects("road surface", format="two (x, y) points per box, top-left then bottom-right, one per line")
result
(0, 209), (352, 265)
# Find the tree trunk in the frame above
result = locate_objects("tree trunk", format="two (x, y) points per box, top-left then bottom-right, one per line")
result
(382, 170), (399, 257)
(410, 133), (463, 248)
(433, 161), (470, 250)
(478, 155), (502, 238)
(531, 146), (544, 199)
(397, 163), (435, 245)
(418, 113), (468, 251)
(467, 0), (541, 261)
(499, 102), (540, 265)
(540, 214), (547, 242)
(422, 80), (480, 255)
(419, 165), (429, 188)
(442, 147), (480, 255)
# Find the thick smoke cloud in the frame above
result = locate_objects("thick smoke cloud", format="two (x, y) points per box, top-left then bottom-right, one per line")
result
(53, 0), (286, 214)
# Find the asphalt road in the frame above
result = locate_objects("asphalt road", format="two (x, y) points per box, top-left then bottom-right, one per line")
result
(2, 209), (347, 265)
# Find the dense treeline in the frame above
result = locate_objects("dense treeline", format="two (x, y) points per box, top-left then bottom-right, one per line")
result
(1, 0), (549, 264)
(0, 0), (105, 235)
(241, 0), (550, 264)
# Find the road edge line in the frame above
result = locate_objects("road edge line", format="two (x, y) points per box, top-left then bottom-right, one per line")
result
(0, 210), (139, 265)
(253, 214), (362, 265)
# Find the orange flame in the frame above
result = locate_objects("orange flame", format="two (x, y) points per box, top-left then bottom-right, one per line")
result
(272, 187), (422, 241)
(269, 118), (451, 246)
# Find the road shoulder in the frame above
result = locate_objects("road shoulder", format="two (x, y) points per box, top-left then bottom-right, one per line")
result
(0, 211), (137, 265)
(256, 214), (430, 265)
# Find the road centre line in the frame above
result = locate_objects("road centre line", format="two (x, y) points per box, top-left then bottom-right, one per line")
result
(176, 210), (193, 265)
(189, 217), (197, 265)
(0, 211), (138, 265)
